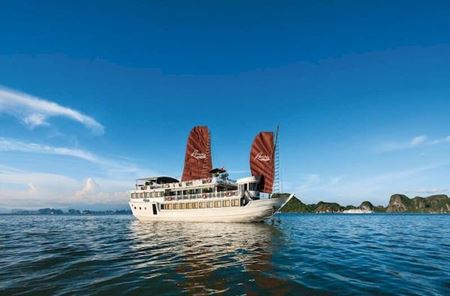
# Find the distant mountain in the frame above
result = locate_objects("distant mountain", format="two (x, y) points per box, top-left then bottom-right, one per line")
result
(314, 201), (343, 213)
(5, 208), (132, 215)
(280, 196), (315, 212)
(280, 194), (449, 213)
(386, 194), (450, 213)
(359, 201), (386, 213)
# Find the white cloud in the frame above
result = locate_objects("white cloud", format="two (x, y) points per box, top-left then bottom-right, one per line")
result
(411, 188), (448, 195)
(0, 167), (129, 208)
(297, 174), (321, 192)
(27, 183), (37, 194)
(410, 135), (428, 146)
(0, 137), (146, 175)
(378, 134), (450, 152)
(0, 137), (98, 162)
(294, 162), (450, 205)
(0, 86), (104, 134)
(76, 178), (99, 197)
(74, 177), (128, 204)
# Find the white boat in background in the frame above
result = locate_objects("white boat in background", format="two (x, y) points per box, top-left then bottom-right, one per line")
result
(342, 209), (373, 214)
(129, 126), (293, 222)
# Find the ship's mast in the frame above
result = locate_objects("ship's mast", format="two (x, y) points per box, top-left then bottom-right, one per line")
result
(273, 125), (281, 193)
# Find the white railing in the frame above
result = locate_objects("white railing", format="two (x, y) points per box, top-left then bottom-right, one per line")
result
(134, 176), (240, 191)
(163, 190), (240, 202)
(130, 190), (240, 200)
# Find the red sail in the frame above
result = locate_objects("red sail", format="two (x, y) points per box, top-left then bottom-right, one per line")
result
(181, 126), (213, 181)
(250, 132), (275, 193)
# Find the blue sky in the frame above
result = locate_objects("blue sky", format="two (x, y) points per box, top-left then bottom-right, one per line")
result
(1, 1), (450, 209)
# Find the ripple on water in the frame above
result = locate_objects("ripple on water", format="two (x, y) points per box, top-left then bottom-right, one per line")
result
(0, 214), (449, 295)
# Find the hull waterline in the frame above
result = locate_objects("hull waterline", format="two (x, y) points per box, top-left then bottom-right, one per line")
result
(130, 194), (293, 223)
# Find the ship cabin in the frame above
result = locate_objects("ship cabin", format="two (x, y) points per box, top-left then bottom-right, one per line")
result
(131, 169), (240, 199)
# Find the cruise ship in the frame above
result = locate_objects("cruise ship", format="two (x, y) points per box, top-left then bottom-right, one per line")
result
(129, 126), (293, 222)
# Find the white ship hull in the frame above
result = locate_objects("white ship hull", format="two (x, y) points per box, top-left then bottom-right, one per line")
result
(130, 195), (292, 223)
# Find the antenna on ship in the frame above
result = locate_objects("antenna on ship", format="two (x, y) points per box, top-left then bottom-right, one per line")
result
(273, 124), (281, 194)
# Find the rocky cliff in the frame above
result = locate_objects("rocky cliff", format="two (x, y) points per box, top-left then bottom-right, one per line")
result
(386, 194), (450, 213)
(280, 194), (449, 213)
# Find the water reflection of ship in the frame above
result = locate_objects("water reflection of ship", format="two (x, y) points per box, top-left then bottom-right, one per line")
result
(129, 221), (311, 295)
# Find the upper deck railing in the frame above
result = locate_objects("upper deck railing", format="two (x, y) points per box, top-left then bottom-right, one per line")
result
(135, 176), (236, 191)
(130, 190), (240, 201)
(163, 190), (240, 202)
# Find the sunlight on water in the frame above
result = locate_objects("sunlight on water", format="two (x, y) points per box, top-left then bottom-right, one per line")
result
(0, 214), (449, 295)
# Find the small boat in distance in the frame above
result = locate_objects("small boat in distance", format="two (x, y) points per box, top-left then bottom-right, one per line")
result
(129, 126), (293, 222)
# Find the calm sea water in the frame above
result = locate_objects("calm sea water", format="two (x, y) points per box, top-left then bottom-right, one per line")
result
(0, 214), (449, 295)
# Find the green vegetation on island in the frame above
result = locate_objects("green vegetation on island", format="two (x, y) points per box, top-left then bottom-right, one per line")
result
(386, 194), (450, 213)
(280, 194), (449, 213)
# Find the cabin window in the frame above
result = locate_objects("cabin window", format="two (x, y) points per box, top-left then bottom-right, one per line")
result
(161, 204), (165, 210)
(139, 207), (142, 210)
(134, 206), (136, 209)
(193, 202), (198, 209)
(167, 204), (172, 210)
(199, 202), (204, 208)
(174, 204), (178, 210)
(231, 199), (239, 207)
(183, 190), (187, 195)
(214, 201), (221, 208)
(224, 200), (230, 207)
(207, 201), (213, 208)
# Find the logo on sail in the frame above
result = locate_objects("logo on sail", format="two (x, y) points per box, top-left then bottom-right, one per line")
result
(254, 152), (271, 162)
(191, 149), (207, 160)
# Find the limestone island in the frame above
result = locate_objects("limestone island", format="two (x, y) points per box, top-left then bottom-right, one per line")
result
(278, 193), (450, 214)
